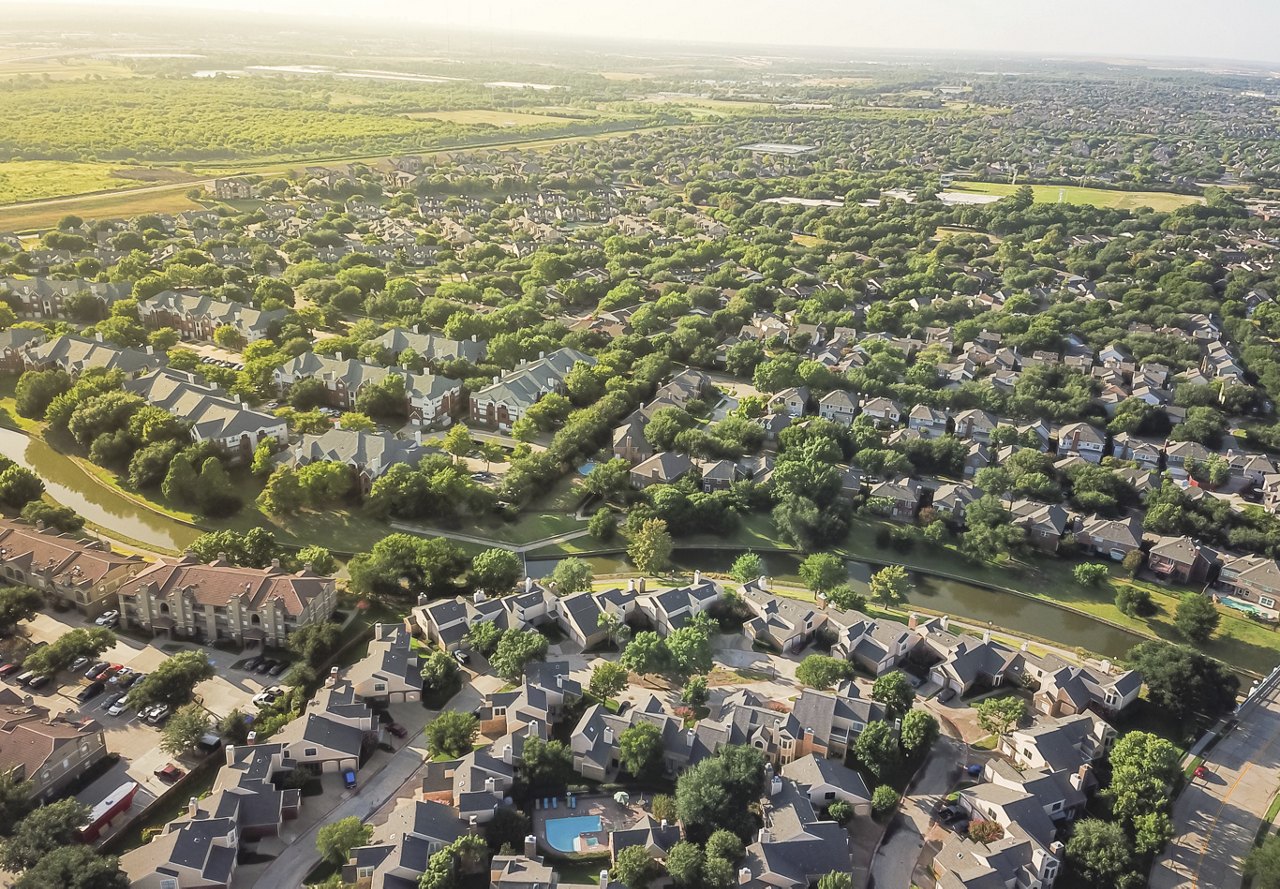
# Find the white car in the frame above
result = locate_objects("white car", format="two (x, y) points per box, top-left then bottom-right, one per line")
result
(106, 696), (129, 717)
(95, 610), (119, 627)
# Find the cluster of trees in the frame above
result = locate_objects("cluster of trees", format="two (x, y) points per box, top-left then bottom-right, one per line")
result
(0, 777), (126, 889)
(620, 614), (715, 679)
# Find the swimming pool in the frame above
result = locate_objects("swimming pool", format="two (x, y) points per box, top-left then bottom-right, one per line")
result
(544, 814), (602, 853)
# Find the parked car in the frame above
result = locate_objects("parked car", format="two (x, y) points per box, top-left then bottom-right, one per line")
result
(13, 671), (34, 686)
(108, 668), (135, 686)
(91, 665), (121, 682)
(938, 687), (957, 704)
(0, 663), (22, 679)
(116, 672), (140, 690)
(252, 689), (279, 707)
(452, 650), (471, 666)
(84, 661), (109, 679)
(255, 660), (276, 675)
(25, 674), (51, 691)
(146, 704), (172, 725)
(155, 763), (185, 783)
(77, 681), (105, 703)
(268, 662), (287, 678)
(387, 723), (407, 739)
(243, 656), (264, 672)
(107, 695), (130, 717)
(342, 768), (357, 789)
(69, 656), (91, 673)
(950, 819), (971, 836)
(95, 610), (119, 627)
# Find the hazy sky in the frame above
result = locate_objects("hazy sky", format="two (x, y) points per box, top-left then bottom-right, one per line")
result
(25, 0), (1280, 64)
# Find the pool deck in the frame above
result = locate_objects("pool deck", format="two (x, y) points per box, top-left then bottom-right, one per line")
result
(534, 794), (639, 855)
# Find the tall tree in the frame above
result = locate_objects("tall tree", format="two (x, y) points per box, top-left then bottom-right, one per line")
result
(628, 518), (674, 574)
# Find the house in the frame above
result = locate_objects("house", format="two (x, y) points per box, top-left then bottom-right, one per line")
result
(698, 459), (740, 492)
(1225, 449), (1275, 485)
(26, 334), (165, 378)
(342, 798), (467, 889)
(630, 452), (693, 489)
(953, 409), (999, 442)
(478, 661), (583, 737)
(0, 519), (144, 617)
(346, 623), (424, 704)
(612, 413), (654, 463)
(931, 483), (980, 522)
(828, 609), (919, 674)
(908, 404), (948, 437)
(122, 807), (239, 888)
(636, 574), (721, 635)
(610, 813), (682, 862)
(0, 691), (108, 802)
(123, 369), (288, 460)
(212, 178), (252, 200)
(932, 824), (1062, 889)
(276, 673), (376, 773)
(1215, 553), (1280, 621)
(1147, 535), (1212, 584)
(275, 354), (462, 427)
(1164, 440), (1212, 476)
(555, 586), (638, 649)
(491, 854), (559, 889)
(719, 683), (879, 764)
(1111, 433), (1163, 470)
(741, 780), (852, 889)
(0, 328), (43, 372)
(470, 348), (595, 431)
(817, 390), (858, 426)
(740, 579), (827, 654)
(1003, 713), (1116, 773)
(781, 754), (872, 816)
(139, 290), (285, 343)
(290, 429), (429, 493)
(421, 745), (515, 824)
(861, 396), (902, 426)
(771, 386), (810, 418)
(1031, 662), (1143, 718)
(868, 479), (921, 522)
(1008, 500), (1070, 552)
(1056, 422), (1105, 463)
(118, 554), (338, 647)
(374, 326), (487, 366)
(0, 276), (131, 320)
(914, 617), (1020, 695)
(1077, 515), (1143, 560)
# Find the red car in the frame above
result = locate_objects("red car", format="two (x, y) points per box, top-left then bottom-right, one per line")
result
(154, 763), (186, 783)
(1194, 765), (1208, 780)
(387, 723), (407, 739)
(92, 664), (122, 682)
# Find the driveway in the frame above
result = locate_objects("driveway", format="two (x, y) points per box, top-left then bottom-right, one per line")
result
(870, 736), (962, 889)
(1150, 677), (1280, 889)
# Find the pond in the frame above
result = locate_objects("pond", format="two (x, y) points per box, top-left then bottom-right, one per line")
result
(524, 547), (1148, 662)
(0, 426), (201, 552)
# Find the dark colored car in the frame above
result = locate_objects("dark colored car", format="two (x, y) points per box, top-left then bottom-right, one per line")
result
(255, 660), (276, 675)
(268, 662), (287, 678)
(387, 723), (407, 739)
(937, 805), (964, 824)
(243, 656), (264, 672)
(155, 763), (186, 783)
(951, 819), (971, 836)
(84, 661), (109, 679)
(77, 681), (105, 703)
(342, 768), (357, 789)
(25, 674), (51, 691)
(452, 650), (471, 666)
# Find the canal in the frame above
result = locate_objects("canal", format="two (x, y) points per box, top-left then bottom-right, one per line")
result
(525, 547), (1149, 662)
(0, 426), (201, 552)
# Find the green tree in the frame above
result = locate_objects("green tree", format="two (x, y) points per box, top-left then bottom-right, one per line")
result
(420, 649), (461, 694)
(871, 786), (900, 818)
(816, 873), (852, 889)
(1175, 592), (1220, 643)
(1127, 641), (1239, 725)
(19, 501), (83, 533)
(702, 856), (735, 889)
(0, 773), (34, 828)
(975, 696), (1025, 737)
(589, 662), (629, 701)
(14, 369), (70, 419)
(471, 549), (521, 593)
(597, 611), (631, 647)
(12, 846), (127, 889)
(868, 565), (910, 607)
(682, 675), (709, 709)
(799, 553), (845, 595)
(825, 584), (867, 611)
(0, 798), (89, 871)
(1246, 834), (1280, 889)
(628, 518), (673, 574)
(730, 552), (764, 585)
(1106, 731), (1181, 825)
(465, 621), (502, 657)
(583, 458), (631, 502)
(619, 721), (664, 778)
(666, 842), (704, 886)
(297, 545), (337, 575)
(159, 703), (211, 756)
(0, 466), (43, 509)
(900, 709), (939, 755)
(674, 744), (766, 842)
(1065, 819), (1133, 887)
(621, 631), (668, 676)
(317, 815), (373, 865)
(589, 509), (618, 541)
(521, 736), (574, 789)
(443, 424), (472, 464)
(1115, 585), (1155, 617)
(705, 829), (743, 862)
(21, 626), (114, 677)
(871, 671), (916, 719)
(651, 794), (678, 825)
(551, 557), (593, 594)
(127, 651), (215, 709)
(1074, 563), (1109, 587)
(0, 586), (42, 636)
(287, 621), (342, 670)
(489, 629), (548, 682)
(425, 711), (478, 759)
(854, 721), (901, 781)
(665, 624), (712, 676)
(795, 655), (853, 690)
(613, 845), (659, 889)
(827, 800), (854, 824)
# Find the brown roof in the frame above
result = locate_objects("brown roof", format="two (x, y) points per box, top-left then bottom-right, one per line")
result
(0, 711), (99, 782)
(123, 555), (332, 616)
(0, 520), (143, 588)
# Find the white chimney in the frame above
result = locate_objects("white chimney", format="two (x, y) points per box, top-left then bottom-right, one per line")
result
(1100, 659), (1112, 675)
(638, 577), (646, 593)
(758, 574), (769, 591)
(503, 744), (512, 765)
(940, 615), (950, 631)
(693, 570), (701, 586)
(485, 776), (496, 793)
(627, 579), (636, 592)
(474, 591), (486, 604)
(525, 576), (534, 593)
(246, 731), (257, 745)
(336, 351), (343, 361)
(604, 727), (614, 745)
(524, 835), (538, 858)
(769, 775), (783, 796)
(739, 868), (753, 885)
(660, 819), (668, 830)
(982, 630), (991, 644)
(600, 870), (610, 889)
(187, 797), (199, 818)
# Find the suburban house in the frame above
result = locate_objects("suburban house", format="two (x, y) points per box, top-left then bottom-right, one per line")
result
(1215, 553), (1280, 621)
(630, 452), (693, 489)
(477, 661), (582, 738)
(718, 683), (880, 764)
(908, 404), (948, 436)
(1055, 422), (1105, 463)
(411, 592), (513, 652)
(1147, 535), (1213, 584)
(771, 386), (810, 418)
(276, 672), (377, 773)
(610, 813), (682, 862)
(740, 579), (827, 653)
(781, 754), (872, 815)
(469, 348), (595, 432)
(868, 479), (921, 522)
(346, 623), (424, 704)
(0, 276), (131, 319)
(1030, 661), (1143, 718)
(27, 334), (166, 378)
(1164, 440), (1212, 477)
(421, 745), (515, 824)
(828, 608), (919, 675)
(375, 326), (488, 366)
(741, 777), (853, 889)
(1008, 499), (1071, 552)
(0, 689), (108, 803)
(123, 369), (288, 460)
(914, 617), (1021, 696)
(931, 483), (980, 522)
(117, 554), (338, 647)
(612, 413), (654, 463)
(1077, 515), (1143, 560)
(861, 396), (902, 425)
(138, 290), (285, 343)
(275, 353), (462, 427)
(0, 328), (44, 371)
(492, 854), (559, 889)
(1111, 433), (1163, 469)
(953, 409), (999, 442)
(122, 807), (240, 889)
(290, 428), (430, 493)
(342, 798), (467, 889)
(0, 519), (144, 617)
(817, 390), (858, 426)
(1003, 713), (1116, 773)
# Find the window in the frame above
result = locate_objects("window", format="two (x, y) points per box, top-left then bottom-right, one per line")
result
(1262, 596), (1276, 609)
(304, 748), (317, 757)
(824, 791), (835, 801)
(374, 683), (386, 692)
(160, 880), (178, 889)
(356, 867), (374, 879)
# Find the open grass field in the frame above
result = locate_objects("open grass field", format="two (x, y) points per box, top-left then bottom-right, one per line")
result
(0, 160), (136, 205)
(402, 108), (581, 126)
(0, 185), (203, 233)
(638, 95), (773, 113)
(0, 57), (135, 80)
(948, 180), (1203, 212)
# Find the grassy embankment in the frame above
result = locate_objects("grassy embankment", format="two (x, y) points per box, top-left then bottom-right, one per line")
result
(947, 180), (1203, 212)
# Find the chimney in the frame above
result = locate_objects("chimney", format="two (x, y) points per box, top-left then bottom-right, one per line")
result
(686, 728), (695, 746)
(469, 814), (479, 835)
(485, 776), (496, 794)
(375, 622), (383, 637)
(940, 615), (950, 632)
(525, 576), (534, 593)
(556, 674), (564, 689)
(1070, 764), (1093, 791)
(604, 727), (614, 746)
(247, 731), (257, 745)
(336, 351), (343, 361)
(627, 579), (635, 592)
(599, 871), (610, 889)
(739, 868), (753, 885)
(524, 835), (538, 858)
(326, 666), (340, 687)
(145, 344), (154, 355)
(539, 351), (546, 359)
(638, 577), (646, 593)
(95, 331), (103, 342)
(693, 570), (701, 586)
(503, 744), (512, 765)
(769, 775), (782, 796)
(758, 575), (769, 591)
(982, 629), (991, 644)
(188, 797), (199, 818)
(270, 557), (281, 570)
(471, 334), (478, 342)
(414, 429), (422, 445)
(660, 819), (668, 830)
(908, 612), (918, 629)
(474, 591), (486, 604)
(1100, 659), (1112, 675)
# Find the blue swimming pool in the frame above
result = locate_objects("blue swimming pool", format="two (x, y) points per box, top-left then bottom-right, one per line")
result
(544, 815), (602, 853)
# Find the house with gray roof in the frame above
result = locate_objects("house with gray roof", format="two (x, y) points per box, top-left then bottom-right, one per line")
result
(347, 622), (424, 704)
(291, 428), (430, 493)
(1, 275), (130, 320)
(630, 451), (693, 489)
(275, 353), (462, 427)
(1003, 712), (1115, 774)
(741, 778), (852, 889)
(828, 608), (918, 675)
(342, 798), (467, 889)
(1077, 515), (1143, 560)
(817, 390), (858, 426)
(470, 348), (595, 432)
(0, 327), (43, 372)
(609, 813), (682, 862)
(122, 807), (239, 888)
(27, 333), (165, 378)
(739, 579), (827, 654)
(421, 744), (515, 824)
(375, 325), (487, 366)
(781, 753), (871, 815)
(139, 289), (286, 343)
(914, 617), (1022, 695)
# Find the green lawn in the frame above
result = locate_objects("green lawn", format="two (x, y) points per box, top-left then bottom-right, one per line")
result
(946, 180), (1202, 212)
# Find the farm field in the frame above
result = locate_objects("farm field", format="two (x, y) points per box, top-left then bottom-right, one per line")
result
(0, 161), (135, 204)
(0, 185), (202, 233)
(0, 57), (135, 80)
(947, 180), (1203, 211)
(402, 108), (582, 126)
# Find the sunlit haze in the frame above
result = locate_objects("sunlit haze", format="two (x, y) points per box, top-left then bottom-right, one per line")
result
(17, 0), (1280, 64)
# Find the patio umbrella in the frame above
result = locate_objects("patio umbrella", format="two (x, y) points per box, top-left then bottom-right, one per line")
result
(614, 791), (630, 805)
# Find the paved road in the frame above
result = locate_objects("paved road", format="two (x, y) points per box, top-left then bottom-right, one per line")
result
(1151, 678), (1280, 889)
(248, 684), (482, 889)
(870, 736), (962, 889)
